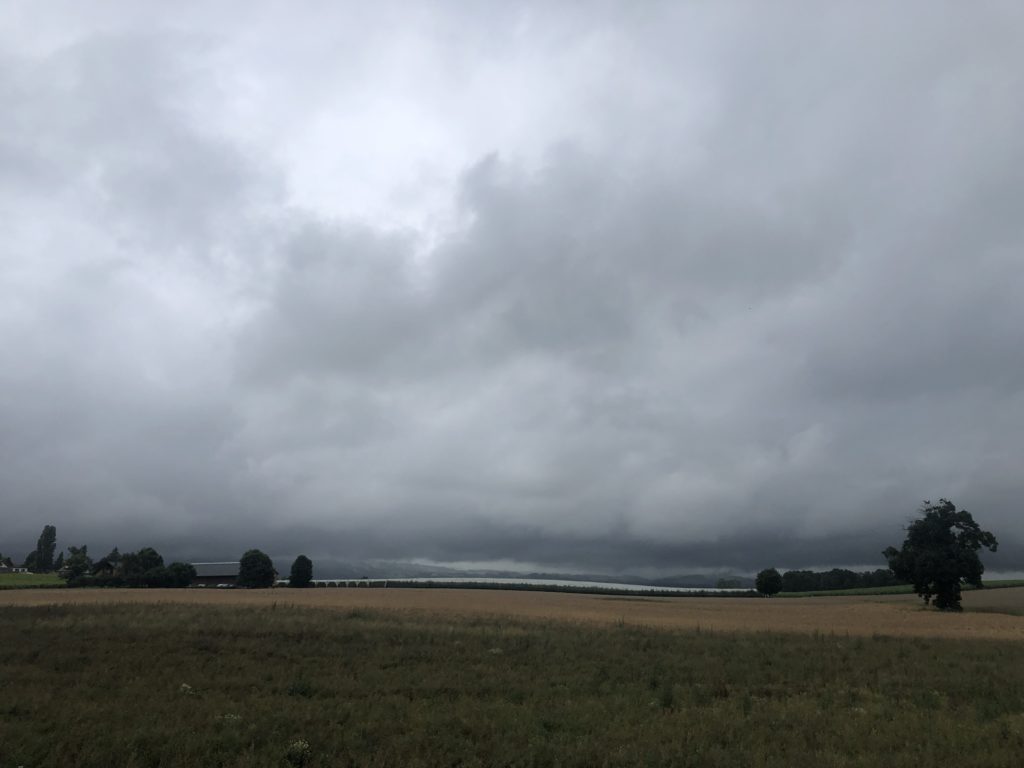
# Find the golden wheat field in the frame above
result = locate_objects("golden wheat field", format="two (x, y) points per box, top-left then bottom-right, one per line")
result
(3, 585), (1022, 639)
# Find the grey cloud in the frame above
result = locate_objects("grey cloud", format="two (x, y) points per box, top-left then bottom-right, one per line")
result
(1, 3), (1022, 575)
(0, 32), (278, 259)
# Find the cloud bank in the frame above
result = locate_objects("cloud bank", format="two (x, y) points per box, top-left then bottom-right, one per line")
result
(2, 2), (1022, 573)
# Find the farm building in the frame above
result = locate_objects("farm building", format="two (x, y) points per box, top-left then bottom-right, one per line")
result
(190, 562), (240, 587)
(91, 558), (119, 577)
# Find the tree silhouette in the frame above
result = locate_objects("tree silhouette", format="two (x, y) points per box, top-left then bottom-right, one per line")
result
(35, 525), (57, 572)
(755, 568), (782, 597)
(238, 549), (276, 588)
(289, 555), (313, 588)
(884, 499), (997, 611)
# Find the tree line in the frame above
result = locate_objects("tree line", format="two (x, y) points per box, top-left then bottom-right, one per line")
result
(6, 499), (999, 608)
(60, 544), (197, 588)
(780, 567), (903, 593)
(751, 567), (901, 596)
(755, 499), (999, 611)
(4, 525), (317, 589)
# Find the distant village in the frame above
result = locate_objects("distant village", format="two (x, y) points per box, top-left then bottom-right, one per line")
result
(2, 525), (314, 589)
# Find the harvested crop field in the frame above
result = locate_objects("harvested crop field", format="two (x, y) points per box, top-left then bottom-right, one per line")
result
(5, 593), (1024, 766)
(3, 585), (1023, 639)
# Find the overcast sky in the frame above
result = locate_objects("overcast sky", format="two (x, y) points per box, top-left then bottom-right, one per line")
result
(2, 2), (1022, 575)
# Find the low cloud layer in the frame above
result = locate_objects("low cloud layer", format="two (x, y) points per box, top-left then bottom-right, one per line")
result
(2, 3), (1022, 574)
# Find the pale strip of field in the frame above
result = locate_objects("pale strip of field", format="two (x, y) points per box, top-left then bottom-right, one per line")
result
(2, 586), (1023, 639)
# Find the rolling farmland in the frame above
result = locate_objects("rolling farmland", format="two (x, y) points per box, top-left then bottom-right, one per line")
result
(2, 592), (1024, 767)
(2, 584), (1022, 639)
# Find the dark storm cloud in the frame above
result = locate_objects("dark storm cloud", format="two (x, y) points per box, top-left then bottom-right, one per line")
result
(1, 3), (1022, 574)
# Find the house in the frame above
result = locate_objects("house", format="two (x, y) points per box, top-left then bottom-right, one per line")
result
(190, 562), (240, 587)
(92, 558), (120, 577)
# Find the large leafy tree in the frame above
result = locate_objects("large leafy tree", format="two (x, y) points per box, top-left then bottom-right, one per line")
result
(755, 568), (782, 597)
(167, 562), (197, 588)
(35, 525), (57, 572)
(238, 549), (276, 588)
(883, 499), (998, 611)
(289, 555), (313, 588)
(118, 547), (166, 586)
(121, 547), (164, 577)
(62, 546), (93, 581)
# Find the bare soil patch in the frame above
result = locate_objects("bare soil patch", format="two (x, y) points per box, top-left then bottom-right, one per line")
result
(3, 585), (1022, 639)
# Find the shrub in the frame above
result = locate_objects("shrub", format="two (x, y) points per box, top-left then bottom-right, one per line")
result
(141, 567), (172, 588)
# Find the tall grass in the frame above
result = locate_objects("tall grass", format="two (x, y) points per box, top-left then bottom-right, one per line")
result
(2, 603), (1022, 767)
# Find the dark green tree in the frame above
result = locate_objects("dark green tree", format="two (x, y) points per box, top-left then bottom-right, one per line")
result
(167, 562), (197, 588)
(53, 552), (65, 571)
(289, 555), (313, 588)
(61, 545), (93, 583)
(24, 550), (38, 571)
(820, 568), (859, 591)
(755, 568), (783, 597)
(780, 567), (901, 593)
(139, 567), (171, 587)
(884, 499), (998, 611)
(238, 549), (276, 588)
(781, 570), (818, 592)
(120, 548), (164, 586)
(35, 525), (57, 572)
(102, 546), (121, 564)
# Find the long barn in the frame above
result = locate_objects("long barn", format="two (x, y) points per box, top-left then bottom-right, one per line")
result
(190, 562), (239, 587)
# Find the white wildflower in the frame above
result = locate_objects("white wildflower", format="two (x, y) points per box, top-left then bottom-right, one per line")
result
(286, 738), (312, 767)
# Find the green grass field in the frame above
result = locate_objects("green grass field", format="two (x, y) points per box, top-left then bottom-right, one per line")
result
(2, 603), (1023, 767)
(0, 572), (63, 589)
(780, 584), (916, 597)
(779, 579), (1024, 598)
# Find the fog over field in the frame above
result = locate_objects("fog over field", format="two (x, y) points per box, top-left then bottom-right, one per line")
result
(1, 2), (1022, 574)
